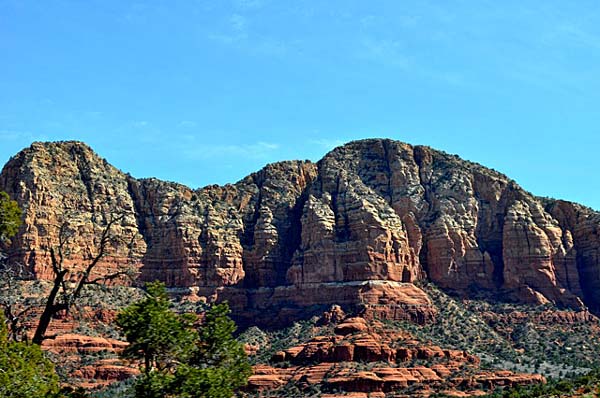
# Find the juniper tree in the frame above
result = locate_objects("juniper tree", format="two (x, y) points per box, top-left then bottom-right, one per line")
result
(0, 312), (60, 398)
(117, 282), (251, 398)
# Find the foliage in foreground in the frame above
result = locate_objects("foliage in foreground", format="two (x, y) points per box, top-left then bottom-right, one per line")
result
(482, 368), (600, 398)
(0, 191), (21, 241)
(117, 281), (252, 398)
(0, 313), (60, 398)
(0, 193), (59, 397)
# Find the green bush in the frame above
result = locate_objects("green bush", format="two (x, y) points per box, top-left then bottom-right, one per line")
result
(117, 282), (251, 398)
(0, 191), (21, 241)
(0, 313), (60, 397)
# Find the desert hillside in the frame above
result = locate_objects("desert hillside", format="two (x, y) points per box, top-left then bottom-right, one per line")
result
(2, 139), (600, 396)
(2, 139), (599, 320)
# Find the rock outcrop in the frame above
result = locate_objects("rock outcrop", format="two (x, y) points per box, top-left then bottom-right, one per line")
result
(2, 139), (600, 320)
(247, 315), (545, 396)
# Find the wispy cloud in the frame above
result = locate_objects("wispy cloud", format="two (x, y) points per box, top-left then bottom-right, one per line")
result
(355, 37), (465, 86)
(551, 24), (600, 51)
(251, 38), (288, 56)
(230, 14), (247, 32)
(488, 19), (600, 94)
(83, 111), (103, 118)
(184, 141), (280, 160)
(178, 120), (197, 128)
(233, 0), (267, 10)
(357, 38), (412, 69)
(208, 13), (248, 44)
(207, 12), (290, 56)
(131, 120), (150, 128)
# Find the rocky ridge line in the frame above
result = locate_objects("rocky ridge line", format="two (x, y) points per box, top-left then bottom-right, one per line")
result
(1, 139), (600, 322)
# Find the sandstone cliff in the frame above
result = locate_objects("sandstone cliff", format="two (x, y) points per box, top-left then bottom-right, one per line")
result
(1, 139), (599, 319)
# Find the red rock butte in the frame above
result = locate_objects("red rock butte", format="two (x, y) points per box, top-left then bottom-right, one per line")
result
(2, 139), (600, 325)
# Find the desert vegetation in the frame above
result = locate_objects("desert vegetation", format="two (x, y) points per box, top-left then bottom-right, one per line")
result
(0, 192), (251, 397)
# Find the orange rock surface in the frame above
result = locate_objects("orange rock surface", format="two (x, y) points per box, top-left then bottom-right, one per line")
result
(248, 314), (544, 396)
(3, 139), (600, 318)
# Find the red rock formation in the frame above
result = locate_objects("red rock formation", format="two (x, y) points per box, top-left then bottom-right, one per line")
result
(2, 139), (600, 317)
(72, 360), (139, 384)
(319, 304), (347, 325)
(0, 142), (146, 282)
(271, 328), (477, 366)
(213, 281), (437, 327)
(544, 200), (600, 312)
(249, 315), (542, 396)
(481, 309), (598, 326)
(41, 333), (128, 354)
(250, 362), (545, 396)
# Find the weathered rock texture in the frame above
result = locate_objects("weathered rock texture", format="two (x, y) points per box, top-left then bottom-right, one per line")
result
(2, 139), (600, 318)
(247, 315), (545, 396)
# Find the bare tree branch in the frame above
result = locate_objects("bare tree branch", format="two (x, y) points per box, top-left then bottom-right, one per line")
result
(31, 212), (138, 345)
(0, 261), (36, 341)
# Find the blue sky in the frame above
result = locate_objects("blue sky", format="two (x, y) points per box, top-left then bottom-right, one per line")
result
(1, 1), (599, 209)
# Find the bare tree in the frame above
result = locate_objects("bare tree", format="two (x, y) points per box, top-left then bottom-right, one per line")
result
(0, 258), (37, 341)
(31, 213), (140, 345)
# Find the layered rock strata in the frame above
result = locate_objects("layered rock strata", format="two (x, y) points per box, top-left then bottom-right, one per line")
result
(247, 315), (545, 396)
(2, 139), (600, 318)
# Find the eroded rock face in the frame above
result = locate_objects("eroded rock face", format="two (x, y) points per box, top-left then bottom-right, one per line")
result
(2, 139), (600, 315)
(248, 315), (544, 396)
(0, 142), (146, 281)
(544, 200), (600, 312)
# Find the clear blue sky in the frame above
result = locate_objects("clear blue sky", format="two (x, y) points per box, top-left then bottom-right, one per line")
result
(1, 1), (599, 210)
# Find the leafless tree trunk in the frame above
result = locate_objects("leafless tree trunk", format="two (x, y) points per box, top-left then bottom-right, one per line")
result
(31, 213), (138, 345)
